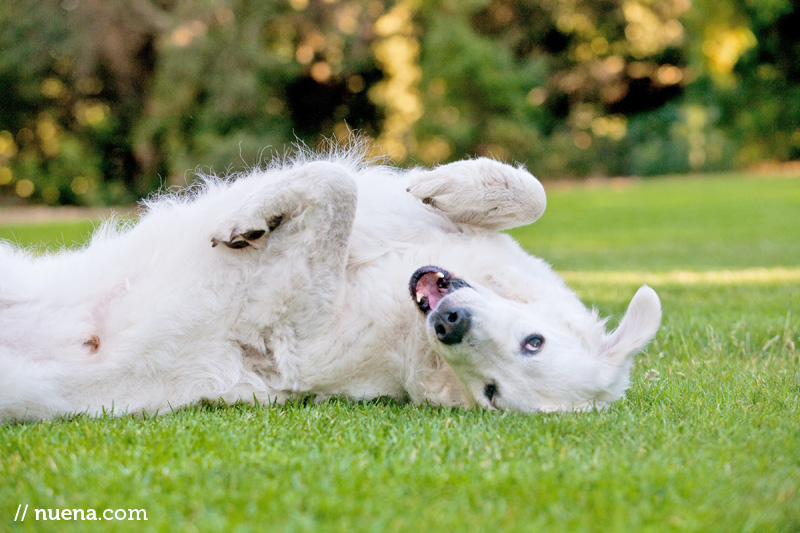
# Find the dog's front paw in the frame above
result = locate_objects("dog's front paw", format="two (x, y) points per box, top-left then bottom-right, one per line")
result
(405, 170), (452, 211)
(406, 158), (546, 230)
(211, 215), (283, 249)
(406, 159), (515, 216)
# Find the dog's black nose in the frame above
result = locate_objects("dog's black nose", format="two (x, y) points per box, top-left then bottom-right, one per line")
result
(430, 307), (472, 345)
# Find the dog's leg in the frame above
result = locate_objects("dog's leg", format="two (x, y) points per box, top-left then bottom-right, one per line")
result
(204, 161), (359, 396)
(405, 158), (547, 230)
(208, 160), (358, 335)
(210, 161), (356, 248)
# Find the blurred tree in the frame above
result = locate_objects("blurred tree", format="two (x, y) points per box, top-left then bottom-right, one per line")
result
(690, 0), (800, 166)
(135, 0), (386, 189)
(0, 0), (798, 205)
(414, 0), (692, 175)
(0, 0), (165, 204)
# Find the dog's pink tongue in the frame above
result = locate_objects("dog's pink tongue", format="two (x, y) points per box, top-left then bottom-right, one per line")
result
(416, 272), (447, 311)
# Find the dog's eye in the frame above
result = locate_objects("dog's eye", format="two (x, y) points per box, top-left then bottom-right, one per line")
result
(522, 334), (545, 354)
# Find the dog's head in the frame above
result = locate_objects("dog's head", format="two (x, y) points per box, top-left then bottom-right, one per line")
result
(410, 266), (661, 412)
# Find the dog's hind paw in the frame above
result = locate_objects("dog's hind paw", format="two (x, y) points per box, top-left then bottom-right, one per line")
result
(211, 216), (283, 249)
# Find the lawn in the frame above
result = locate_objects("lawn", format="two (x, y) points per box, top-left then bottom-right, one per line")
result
(2, 173), (799, 532)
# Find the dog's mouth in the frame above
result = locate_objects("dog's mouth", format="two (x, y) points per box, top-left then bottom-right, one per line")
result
(409, 266), (471, 315)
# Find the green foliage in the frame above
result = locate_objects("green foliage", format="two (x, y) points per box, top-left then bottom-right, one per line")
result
(2, 174), (799, 530)
(1, 1), (799, 205)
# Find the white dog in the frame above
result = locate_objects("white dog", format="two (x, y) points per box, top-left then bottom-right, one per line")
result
(0, 147), (661, 420)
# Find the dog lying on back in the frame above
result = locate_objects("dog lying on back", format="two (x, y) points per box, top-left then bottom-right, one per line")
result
(0, 147), (661, 420)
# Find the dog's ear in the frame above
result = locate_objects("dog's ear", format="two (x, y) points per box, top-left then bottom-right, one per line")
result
(601, 285), (662, 364)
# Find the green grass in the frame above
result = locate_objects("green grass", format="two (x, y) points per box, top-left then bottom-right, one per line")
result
(0, 221), (97, 253)
(510, 174), (800, 271)
(2, 173), (799, 532)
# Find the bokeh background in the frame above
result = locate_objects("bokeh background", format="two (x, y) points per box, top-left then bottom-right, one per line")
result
(1, 0), (798, 205)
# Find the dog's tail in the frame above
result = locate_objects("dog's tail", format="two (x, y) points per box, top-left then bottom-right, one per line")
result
(0, 349), (69, 422)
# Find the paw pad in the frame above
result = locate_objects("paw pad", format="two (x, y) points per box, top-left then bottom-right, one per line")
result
(211, 229), (266, 249)
(211, 215), (283, 249)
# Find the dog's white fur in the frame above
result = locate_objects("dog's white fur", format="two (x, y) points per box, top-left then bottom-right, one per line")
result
(0, 147), (661, 421)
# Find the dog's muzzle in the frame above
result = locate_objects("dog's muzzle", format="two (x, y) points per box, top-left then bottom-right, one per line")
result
(429, 305), (472, 345)
(409, 266), (472, 345)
